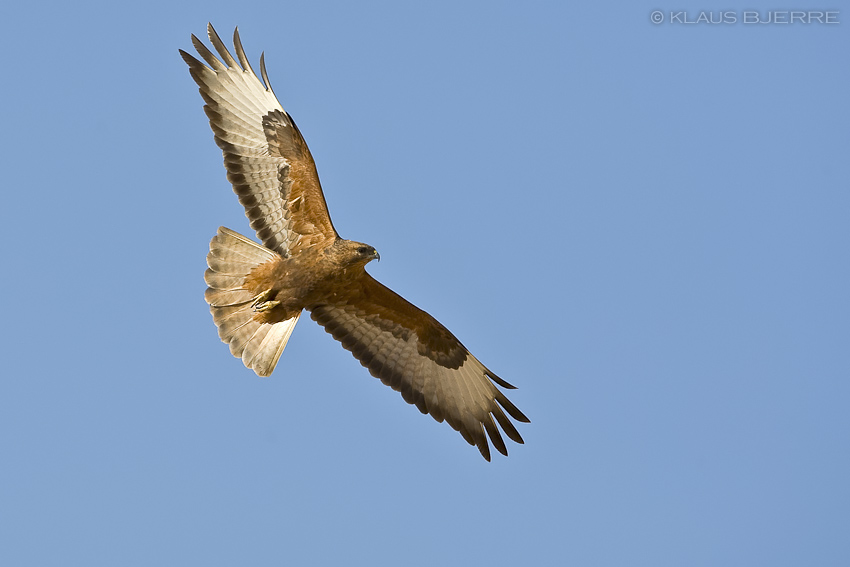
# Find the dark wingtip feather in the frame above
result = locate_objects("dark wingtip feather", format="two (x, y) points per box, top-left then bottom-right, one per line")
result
(495, 390), (530, 424)
(477, 439), (492, 462)
(260, 52), (277, 97)
(190, 34), (226, 71)
(207, 23), (238, 69)
(492, 407), (525, 445)
(178, 49), (197, 66)
(487, 370), (518, 390)
(232, 27), (255, 75)
(483, 415), (508, 457)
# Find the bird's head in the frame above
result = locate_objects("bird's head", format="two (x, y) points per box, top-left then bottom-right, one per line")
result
(354, 242), (380, 264)
(335, 239), (380, 267)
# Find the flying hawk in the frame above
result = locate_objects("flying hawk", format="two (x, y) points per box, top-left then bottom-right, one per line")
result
(180, 24), (529, 460)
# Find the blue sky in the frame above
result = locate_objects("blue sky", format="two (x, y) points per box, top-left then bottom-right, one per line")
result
(1, 1), (848, 565)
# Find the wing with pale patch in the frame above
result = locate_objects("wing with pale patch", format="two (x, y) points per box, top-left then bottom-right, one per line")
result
(309, 275), (529, 460)
(181, 24), (337, 255)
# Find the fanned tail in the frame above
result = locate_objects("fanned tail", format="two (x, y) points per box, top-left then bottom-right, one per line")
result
(204, 226), (300, 376)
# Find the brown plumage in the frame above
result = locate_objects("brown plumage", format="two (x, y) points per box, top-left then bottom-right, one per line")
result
(181, 24), (529, 460)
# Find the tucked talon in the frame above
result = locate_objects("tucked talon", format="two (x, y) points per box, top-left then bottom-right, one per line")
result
(255, 300), (280, 312)
(252, 290), (280, 312)
(252, 288), (274, 302)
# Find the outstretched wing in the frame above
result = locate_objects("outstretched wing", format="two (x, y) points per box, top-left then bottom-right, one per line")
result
(309, 274), (529, 461)
(181, 24), (337, 256)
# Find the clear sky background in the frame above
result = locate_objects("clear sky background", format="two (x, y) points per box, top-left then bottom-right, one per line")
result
(1, 1), (848, 565)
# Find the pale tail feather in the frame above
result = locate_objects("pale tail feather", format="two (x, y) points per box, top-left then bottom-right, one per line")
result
(205, 226), (300, 376)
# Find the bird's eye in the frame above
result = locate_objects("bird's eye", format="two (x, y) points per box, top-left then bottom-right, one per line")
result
(357, 246), (369, 254)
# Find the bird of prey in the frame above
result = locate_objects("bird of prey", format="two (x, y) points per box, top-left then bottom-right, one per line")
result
(180, 24), (529, 460)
